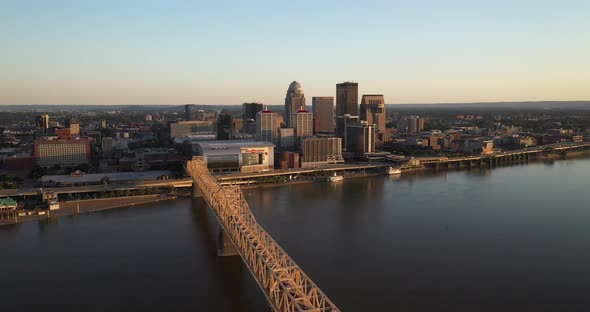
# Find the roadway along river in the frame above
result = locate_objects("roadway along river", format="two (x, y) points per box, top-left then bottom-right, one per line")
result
(2, 158), (590, 311)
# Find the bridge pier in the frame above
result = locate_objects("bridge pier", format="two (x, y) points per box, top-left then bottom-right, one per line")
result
(218, 226), (239, 256)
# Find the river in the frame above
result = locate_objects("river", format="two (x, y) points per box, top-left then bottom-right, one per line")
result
(2, 159), (590, 311)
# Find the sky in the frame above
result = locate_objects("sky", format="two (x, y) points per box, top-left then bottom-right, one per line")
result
(1, 0), (589, 105)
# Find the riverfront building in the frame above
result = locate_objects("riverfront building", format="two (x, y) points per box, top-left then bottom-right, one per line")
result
(34, 138), (93, 167)
(360, 95), (387, 133)
(312, 97), (334, 133)
(190, 140), (275, 173)
(346, 121), (376, 158)
(301, 136), (344, 168)
(284, 81), (306, 128)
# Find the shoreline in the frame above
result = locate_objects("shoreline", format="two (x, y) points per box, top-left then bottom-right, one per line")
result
(0, 194), (183, 227)
(239, 151), (589, 190)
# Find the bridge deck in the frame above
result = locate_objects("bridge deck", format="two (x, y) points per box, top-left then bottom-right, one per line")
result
(187, 157), (339, 312)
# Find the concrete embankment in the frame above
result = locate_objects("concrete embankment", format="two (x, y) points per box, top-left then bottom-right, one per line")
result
(0, 194), (180, 226)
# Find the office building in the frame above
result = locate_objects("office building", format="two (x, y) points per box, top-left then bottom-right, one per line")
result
(170, 121), (214, 139)
(284, 81), (306, 127)
(336, 114), (359, 146)
(346, 121), (376, 158)
(35, 138), (93, 167)
(35, 115), (50, 134)
(242, 102), (263, 134)
(312, 97), (334, 133)
(256, 108), (278, 146)
(336, 82), (358, 117)
(216, 110), (234, 140)
(292, 109), (313, 149)
(301, 136), (344, 168)
(360, 95), (386, 133)
(278, 128), (295, 151)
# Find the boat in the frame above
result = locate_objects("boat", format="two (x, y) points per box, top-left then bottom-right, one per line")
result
(326, 172), (344, 182)
(385, 167), (402, 175)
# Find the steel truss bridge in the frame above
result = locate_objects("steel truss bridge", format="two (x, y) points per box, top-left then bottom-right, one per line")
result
(187, 157), (339, 312)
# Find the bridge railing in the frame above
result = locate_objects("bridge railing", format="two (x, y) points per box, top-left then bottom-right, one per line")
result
(187, 157), (339, 312)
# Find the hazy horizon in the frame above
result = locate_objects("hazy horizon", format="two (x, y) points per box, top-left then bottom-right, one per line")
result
(2, 1), (589, 105)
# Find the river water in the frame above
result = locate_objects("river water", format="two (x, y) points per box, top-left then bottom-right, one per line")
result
(2, 159), (590, 311)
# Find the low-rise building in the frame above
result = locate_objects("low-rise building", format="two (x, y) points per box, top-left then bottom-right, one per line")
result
(34, 138), (93, 168)
(190, 140), (275, 173)
(170, 121), (214, 139)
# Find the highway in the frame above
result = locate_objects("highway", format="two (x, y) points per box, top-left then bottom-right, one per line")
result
(0, 178), (193, 198)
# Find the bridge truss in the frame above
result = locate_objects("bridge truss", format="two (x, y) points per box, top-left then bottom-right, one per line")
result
(187, 157), (339, 312)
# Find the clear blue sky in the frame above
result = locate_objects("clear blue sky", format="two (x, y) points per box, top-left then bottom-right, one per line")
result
(1, 0), (589, 105)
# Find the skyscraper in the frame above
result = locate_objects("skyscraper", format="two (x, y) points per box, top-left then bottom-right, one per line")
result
(312, 97), (334, 133)
(292, 109), (313, 149)
(336, 82), (358, 117)
(360, 95), (386, 133)
(284, 81), (306, 128)
(242, 102), (263, 134)
(256, 108), (279, 146)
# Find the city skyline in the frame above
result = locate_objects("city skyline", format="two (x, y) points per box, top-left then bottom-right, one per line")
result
(2, 0), (590, 105)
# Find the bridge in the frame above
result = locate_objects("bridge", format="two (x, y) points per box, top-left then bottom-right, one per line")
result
(186, 157), (339, 312)
(417, 142), (590, 167)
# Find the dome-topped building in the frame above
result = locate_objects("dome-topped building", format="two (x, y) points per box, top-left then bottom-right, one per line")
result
(285, 81), (306, 128)
(288, 81), (302, 92)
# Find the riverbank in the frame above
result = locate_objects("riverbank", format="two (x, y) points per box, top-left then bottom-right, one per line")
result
(0, 194), (181, 226)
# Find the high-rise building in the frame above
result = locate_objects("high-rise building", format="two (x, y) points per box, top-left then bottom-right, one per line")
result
(301, 136), (344, 167)
(312, 97), (334, 133)
(242, 103), (263, 134)
(408, 115), (425, 134)
(346, 121), (376, 158)
(360, 95), (386, 133)
(256, 108), (278, 146)
(336, 82), (359, 117)
(216, 110), (234, 140)
(35, 115), (50, 134)
(292, 109), (313, 149)
(185, 104), (199, 121)
(284, 81), (306, 128)
(336, 114), (359, 146)
(35, 138), (93, 167)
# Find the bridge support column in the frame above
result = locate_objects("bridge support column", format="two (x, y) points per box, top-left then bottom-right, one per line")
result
(191, 183), (203, 198)
(218, 226), (239, 256)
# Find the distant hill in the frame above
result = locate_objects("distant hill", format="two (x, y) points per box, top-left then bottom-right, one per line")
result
(1, 101), (589, 113)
